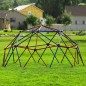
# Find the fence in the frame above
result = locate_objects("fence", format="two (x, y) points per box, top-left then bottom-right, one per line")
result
(52, 24), (86, 31)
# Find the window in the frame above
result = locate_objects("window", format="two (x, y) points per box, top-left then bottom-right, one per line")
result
(82, 20), (85, 25)
(75, 21), (77, 24)
(10, 18), (16, 22)
(28, 11), (32, 15)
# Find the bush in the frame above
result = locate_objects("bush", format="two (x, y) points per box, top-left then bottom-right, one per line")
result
(18, 21), (27, 30)
(76, 31), (86, 36)
(62, 14), (71, 26)
(56, 16), (63, 24)
(45, 15), (55, 26)
(26, 15), (41, 26)
(4, 29), (8, 32)
(56, 11), (71, 25)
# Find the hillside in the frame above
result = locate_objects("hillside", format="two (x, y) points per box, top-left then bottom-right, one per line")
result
(0, 0), (37, 10)
(0, 0), (36, 4)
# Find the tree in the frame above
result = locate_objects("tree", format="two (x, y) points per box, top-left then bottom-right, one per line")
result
(62, 11), (71, 31)
(78, 3), (86, 6)
(62, 11), (71, 26)
(45, 15), (55, 26)
(13, 0), (18, 7)
(56, 11), (71, 25)
(0, 4), (10, 10)
(82, 0), (86, 3)
(18, 21), (27, 30)
(26, 15), (40, 26)
(36, 0), (64, 18)
(30, 0), (36, 3)
(64, 0), (83, 6)
(71, 0), (81, 5)
(63, 0), (72, 6)
(36, 0), (83, 19)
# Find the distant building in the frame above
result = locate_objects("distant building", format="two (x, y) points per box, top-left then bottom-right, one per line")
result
(0, 3), (44, 30)
(0, 10), (26, 30)
(0, 10), (8, 29)
(14, 3), (43, 18)
(65, 6), (86, 30)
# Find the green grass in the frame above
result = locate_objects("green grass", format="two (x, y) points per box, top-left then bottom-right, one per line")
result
(0, 33), (86, 86)
(0, 30), (20, 35)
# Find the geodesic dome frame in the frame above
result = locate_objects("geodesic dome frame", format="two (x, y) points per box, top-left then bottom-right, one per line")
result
(3, 25), (84, 67)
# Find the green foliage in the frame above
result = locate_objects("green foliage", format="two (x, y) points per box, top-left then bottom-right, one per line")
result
(18, 21), (27, 30)
(0, 0), (30, 10)
(63, 0), (84, 6)
(0, 0), (85, 18)
(3, 29), (8, 32)
(76, 31), (86, 36)
(78, 3), (86, 6)
(13, 0), (18, 7)
(82, 0), (86, 3)
(36, 0), (64, 18)
(26, 15), (41, 26)
(18, 15), (41, 30)
(56, 16), (63, 24)
(45, 15), (55, 26)
(18, 0), (30, 5)
(36, 0), (84, 18)
(71, 0), (81, 5)
(56, 11), (71, 25)
(0, 4), (10, 10)
(62, 11), (71, 26)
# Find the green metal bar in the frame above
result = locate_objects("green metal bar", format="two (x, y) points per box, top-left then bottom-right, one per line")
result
(5, 47), (15, 66)
(61, 49), (68, 63)
(77, 46), (84, 66)
(15, 47), (22, 67)
(50, 46), (59, 67)
(60, 47), (73, 67)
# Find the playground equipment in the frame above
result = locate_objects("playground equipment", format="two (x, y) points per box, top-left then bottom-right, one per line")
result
(3, 25), (84, 67)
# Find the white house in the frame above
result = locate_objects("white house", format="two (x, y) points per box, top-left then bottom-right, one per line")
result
(7, 10), (26, 29)
(65, 6), (86, 30)
(54, 6), (86, 31)
(0, 10), (26, 30)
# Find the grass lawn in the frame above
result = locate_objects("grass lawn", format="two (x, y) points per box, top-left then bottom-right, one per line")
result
(0, 30), (20, 35)
(0, 31), (86, 86)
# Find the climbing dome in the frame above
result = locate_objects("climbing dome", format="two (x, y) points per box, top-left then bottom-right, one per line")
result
(3, 25), (84, 67)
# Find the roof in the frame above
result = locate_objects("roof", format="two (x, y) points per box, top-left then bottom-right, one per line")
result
(9, 10), (26, 17)
(0, 10), (8, 18)
(14, 3), (35, 10)
(0, 10), (25, 19)
(65, 6), (86, 16)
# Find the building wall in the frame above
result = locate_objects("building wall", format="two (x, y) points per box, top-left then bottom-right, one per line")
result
(71, 16), (86, 25)
(0, 19), (4, 29)
(52, 16), (86, 31)
(7, 10), (26, 29)
(52, 24), (86, 31)
(69, 16), (86, 30)
(19, 5), (43, 18)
